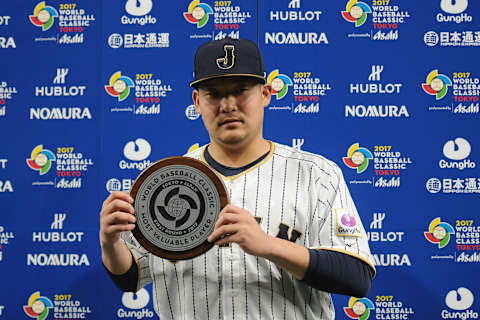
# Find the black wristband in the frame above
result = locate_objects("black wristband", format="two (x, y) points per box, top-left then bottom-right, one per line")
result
(103, 251), (139, 292)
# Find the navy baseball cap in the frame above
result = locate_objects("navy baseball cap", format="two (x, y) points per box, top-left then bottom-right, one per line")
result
(190, 37), (266, 87)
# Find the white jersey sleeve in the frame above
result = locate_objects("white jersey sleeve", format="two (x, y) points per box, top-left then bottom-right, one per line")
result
(120, 231), (153, 291)
(313, 161), (376, 274)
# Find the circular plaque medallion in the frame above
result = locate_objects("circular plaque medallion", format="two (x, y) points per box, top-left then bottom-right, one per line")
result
(130, 156), (228, 260)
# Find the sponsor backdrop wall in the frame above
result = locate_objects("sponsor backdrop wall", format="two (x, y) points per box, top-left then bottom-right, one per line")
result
(0, 0), (479, 319)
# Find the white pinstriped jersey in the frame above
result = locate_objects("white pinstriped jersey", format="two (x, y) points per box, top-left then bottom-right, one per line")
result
(122, 141), (375, 320)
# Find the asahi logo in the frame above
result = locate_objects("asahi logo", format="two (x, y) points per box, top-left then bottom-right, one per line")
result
(374, 177), (400, 188)
(35, 68), (86, 97)
(56, 178), (81, 189)
(293, 103), (319, 113)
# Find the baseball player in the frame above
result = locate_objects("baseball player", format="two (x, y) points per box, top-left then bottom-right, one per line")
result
(100, 37), (375, 319)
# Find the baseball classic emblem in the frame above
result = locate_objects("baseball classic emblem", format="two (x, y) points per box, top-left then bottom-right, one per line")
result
(130, 156), (228, 260)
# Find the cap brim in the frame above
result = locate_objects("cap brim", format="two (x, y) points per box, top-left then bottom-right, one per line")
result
(190, 74), (266, 87)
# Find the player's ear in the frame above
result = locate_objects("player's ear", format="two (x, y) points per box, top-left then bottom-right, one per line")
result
(192, 89), (202, 115)
(261, 83), (272, 108)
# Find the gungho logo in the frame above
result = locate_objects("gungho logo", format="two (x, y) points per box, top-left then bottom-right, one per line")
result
(438, 0), (472, 23)
(440, 137), (475, 170)
(118, 288), (155, 318)
(120, 138), (152, 171)
(125, 0), (152, 16)
(442, 287), (478, 319)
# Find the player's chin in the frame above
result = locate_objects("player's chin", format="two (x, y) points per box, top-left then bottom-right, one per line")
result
(217, 132), (247, 145)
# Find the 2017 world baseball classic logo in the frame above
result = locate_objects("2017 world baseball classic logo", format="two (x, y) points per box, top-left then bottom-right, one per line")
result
(423, 69), (479, 114)
(344, 296), (414, 319)
(0, 225), (15, 263)
(0, 80), (17, 118)
(105, 71), (172, 115)
(266, 68), (331, 114)
(343, 143), (412, 188)
(425, 217), (480, 263)
(26, 144), (94, 189)
(184, 0), (253, 41)
(342, 0), (410, 41)
(29, 1), (96, 45)
(24, 291), (92, 320)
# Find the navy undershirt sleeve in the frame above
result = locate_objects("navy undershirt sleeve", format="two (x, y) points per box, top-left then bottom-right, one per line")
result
(103, 251), (138, 292)
(302, 249), (373, 297)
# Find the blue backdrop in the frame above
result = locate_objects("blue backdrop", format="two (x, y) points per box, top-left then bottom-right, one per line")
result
(1, 0), (479, 319)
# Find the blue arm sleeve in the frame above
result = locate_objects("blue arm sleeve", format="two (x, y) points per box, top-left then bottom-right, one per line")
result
(103, 251), (138, 292)
(302, 249), (373, 297)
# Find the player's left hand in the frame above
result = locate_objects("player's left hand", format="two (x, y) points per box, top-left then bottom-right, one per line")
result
(207, 204), (273, 257)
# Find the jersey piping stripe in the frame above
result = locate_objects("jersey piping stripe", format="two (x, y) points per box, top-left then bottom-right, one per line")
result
(255, 166), (262, 320)
(161, 259), (174, 319)
(268, 156), (275, 320)
(191, 260), (196, 320)
(200, 141), (276, 181)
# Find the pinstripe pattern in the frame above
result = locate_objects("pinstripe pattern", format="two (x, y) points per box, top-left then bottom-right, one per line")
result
(120, 142), (374, 320)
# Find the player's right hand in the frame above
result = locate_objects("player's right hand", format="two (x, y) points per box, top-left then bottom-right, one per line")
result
(99, 191), (136, 247)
